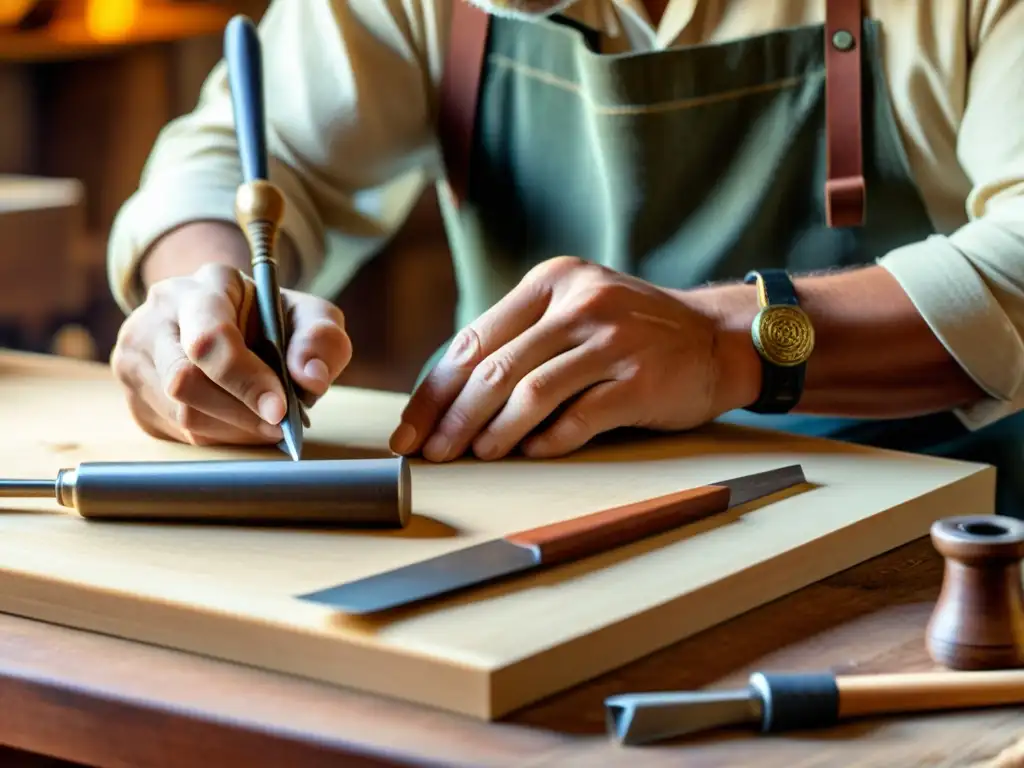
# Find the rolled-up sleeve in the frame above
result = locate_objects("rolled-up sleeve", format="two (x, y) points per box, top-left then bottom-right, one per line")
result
(107, 0), (446, 314)
(878, 0), (1024, 430)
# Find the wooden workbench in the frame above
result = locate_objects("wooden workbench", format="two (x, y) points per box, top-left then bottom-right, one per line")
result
(0, 534), (1021, 768)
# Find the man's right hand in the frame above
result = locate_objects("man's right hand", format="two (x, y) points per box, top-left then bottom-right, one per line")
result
(110, 258), (352, 448)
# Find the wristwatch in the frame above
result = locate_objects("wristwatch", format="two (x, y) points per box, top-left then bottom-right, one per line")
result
(742, 269), (815, 414)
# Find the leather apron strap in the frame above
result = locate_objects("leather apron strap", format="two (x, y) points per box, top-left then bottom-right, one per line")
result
(438, 0), (866, 227)
(824, 0), (866, 227)
(438, 0), (491, 207)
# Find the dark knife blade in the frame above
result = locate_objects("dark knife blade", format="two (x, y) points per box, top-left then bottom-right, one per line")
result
(297, 464), (806, 614)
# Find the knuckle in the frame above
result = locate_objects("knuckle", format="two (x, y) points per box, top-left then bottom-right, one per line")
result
(575, 283), (625, 316)
(537, 255), (587, 277)
(164, 359), (203, 402)
(448, 327), (484, 371)
(475, 353), (515, 389)
(518, 372), (551, 409)
(304, 317), (346, 346)
(184, 322), (239, 364)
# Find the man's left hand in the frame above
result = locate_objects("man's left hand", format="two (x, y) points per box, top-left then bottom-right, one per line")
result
(388, 256), (755, 462)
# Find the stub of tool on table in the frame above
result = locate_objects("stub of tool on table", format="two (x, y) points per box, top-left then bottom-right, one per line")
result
(605, 668), (1024, 746)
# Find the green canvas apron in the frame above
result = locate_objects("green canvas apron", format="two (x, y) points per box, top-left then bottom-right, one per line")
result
(428, 5), (1024, 515)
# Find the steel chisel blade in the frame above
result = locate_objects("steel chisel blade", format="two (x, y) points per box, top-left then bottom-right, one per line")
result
(298, 539), (540, 614)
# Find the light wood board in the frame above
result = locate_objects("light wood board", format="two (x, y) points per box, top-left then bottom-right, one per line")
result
(0, 351), (996, 719)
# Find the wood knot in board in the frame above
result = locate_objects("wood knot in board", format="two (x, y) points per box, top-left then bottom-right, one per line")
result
(42, 441), (78, 453)
(926, 515), (1024, 670)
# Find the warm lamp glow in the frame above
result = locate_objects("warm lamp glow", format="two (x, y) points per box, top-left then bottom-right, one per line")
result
(85, 0), (140, 41)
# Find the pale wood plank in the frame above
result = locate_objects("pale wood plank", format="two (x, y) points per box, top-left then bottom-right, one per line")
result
(0, 351), (998, 722)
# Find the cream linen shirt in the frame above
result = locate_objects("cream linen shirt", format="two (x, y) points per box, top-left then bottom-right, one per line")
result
(107, 0), (1024, 429)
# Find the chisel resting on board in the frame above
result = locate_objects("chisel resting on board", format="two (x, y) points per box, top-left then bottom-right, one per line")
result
(297, 464), (807, 614)
(605, 668), (1024, 746)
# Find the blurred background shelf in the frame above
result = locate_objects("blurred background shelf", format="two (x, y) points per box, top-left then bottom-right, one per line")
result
(0, 1), (235, 62)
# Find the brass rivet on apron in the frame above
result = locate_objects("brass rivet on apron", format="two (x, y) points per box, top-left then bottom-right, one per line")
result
(831, 29), (855, 51)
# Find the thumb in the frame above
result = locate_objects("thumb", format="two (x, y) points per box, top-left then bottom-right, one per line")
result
(283, 292), (352, 401)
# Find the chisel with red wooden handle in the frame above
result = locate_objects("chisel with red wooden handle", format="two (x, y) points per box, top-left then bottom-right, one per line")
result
(606, 668), (1024, 746)
(297, 464), (806, 614)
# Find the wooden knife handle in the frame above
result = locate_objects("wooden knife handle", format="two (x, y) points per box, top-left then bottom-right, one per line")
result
(504, 485), (731, 565)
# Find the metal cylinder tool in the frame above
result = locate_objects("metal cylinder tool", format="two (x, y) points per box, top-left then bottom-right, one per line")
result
(0, 457), (411, 527)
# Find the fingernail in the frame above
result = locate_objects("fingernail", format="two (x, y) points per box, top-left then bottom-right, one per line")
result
(390, 422), (417, 454)
(304, 358), (329, 386)
(474, 433), (496, 459)
(257, 392), (285, 424)
(423, 433), (451, 462)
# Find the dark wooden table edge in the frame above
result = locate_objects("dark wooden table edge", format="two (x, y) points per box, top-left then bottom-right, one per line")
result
(0, 533), (966, 768)
(0, 666), (449, 768)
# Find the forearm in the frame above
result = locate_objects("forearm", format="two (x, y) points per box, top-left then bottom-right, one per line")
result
(678, 265), (987, 419)
(139, 221), (300, 291)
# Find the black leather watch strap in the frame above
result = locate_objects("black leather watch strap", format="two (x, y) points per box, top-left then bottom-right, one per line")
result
(743, 269), (812, 415)
(751, 269), (799, 308)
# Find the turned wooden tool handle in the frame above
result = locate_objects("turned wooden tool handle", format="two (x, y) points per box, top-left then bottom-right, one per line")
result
(504, 485), (731, 564)
(836, 670), (1024, 717)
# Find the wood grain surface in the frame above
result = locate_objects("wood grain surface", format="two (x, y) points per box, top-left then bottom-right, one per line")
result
(0, 537), (1023, 767)
(0, 351), (996, 719)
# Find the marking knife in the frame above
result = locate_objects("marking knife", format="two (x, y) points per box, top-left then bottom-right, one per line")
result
(296, 464), (807, 613)
(224, 14), (306, 460)
(605, 668), (1024, 746)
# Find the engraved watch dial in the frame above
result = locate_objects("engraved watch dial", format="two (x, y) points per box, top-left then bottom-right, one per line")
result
(753, 306), (815, 367)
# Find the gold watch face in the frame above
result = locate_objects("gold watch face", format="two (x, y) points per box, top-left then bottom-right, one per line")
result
(753, 305), (815, 367)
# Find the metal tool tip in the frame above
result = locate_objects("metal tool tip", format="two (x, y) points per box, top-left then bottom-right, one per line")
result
(604, 700), (637, 745)
(602, 689), (761, 747)
(786, 463), (808, 482)
(279, 424), (302, 461)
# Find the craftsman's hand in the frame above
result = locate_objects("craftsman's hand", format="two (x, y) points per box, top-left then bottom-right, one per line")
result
(389, 256), (756, 462)
(110, 263), (351, 446)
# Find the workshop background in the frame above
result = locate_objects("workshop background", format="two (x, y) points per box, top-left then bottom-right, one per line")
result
(0, 0), (457, 393)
